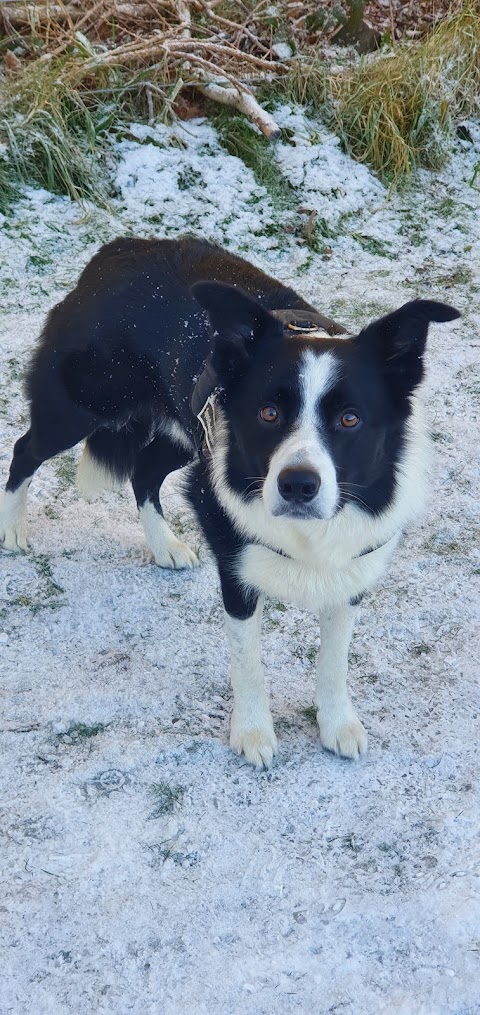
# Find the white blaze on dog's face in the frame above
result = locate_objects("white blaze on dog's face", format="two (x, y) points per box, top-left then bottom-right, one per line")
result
(262, 349), (339, 519)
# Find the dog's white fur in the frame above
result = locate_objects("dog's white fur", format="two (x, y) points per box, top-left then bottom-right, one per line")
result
(225, 603), (277, 767)
(213, 351), (430, 766)
(139, 500), (199, 569)
(0, 480), (30, 551)
(76, 444), (119, 499)
(316, 603), (367, 758)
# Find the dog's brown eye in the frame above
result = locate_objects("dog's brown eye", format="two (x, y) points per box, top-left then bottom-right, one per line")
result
(340, 411), (360, 428)
(259, 405), (279, 423)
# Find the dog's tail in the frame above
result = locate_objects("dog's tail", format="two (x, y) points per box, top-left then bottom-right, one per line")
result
(76, 443), (121, 500)
(76, 424), (151, 499)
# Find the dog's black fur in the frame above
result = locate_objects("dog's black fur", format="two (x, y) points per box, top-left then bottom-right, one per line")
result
(12, 237), (322, 497)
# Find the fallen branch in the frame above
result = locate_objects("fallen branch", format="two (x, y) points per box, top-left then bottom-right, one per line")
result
(197, 79), (281, 139)
(0, 2), (154, 26)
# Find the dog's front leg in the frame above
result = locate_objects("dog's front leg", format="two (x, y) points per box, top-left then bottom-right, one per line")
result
(316, 603), (367, 760)
(221, 575), (277, 768)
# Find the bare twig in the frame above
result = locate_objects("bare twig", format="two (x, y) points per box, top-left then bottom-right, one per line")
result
(194, 0), (272, 57)
(389, 0), (396, 43)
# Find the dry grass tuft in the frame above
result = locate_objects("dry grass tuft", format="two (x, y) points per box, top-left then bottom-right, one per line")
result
(0, 60), (114, 207)
(330, 0), (480, 180)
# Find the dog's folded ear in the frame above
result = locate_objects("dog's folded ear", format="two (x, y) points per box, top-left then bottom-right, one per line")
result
(191, 281), (281, 345)
(191, 280), (282, 389)
(357, 299), (460, 394)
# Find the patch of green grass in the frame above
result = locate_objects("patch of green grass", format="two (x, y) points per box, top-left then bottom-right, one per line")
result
(352, 233), (391, 257)
(8, 553), (65, 613)
(9, 552), (63, 613)
(146, 842), (199, 867)
(260, 55), (329, 115)
(11, 594), (35, 608)
(55, 452), (76, 490)
(28, 253), (52, 272)
(432, 266), (472, 287)
(293, 644), (317, 664)
(146, 213), (164, 226)
(296, 254), (314, 276)
(211, 107), (296, 210)
(0, 61), (112, 212)
(32, 553), (64, 597)
(422, 534), (463, 556)
(305, 216), (336, 252)
(64, 722), (106, 740)
(6, 356), (23, 382)
(436, 196), (457, 217)
(44, 504), (60, 520)
(300, 704), (318, 725)
(331, 64), (448, 181)
(150, 782), (185, 817)
(177, 167), (205, 191)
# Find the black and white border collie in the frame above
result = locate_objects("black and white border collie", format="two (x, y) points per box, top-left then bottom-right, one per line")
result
(0, 236), (459, 767)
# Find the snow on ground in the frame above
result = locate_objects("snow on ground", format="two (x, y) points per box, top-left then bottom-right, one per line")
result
(0, 109), (479, 1015)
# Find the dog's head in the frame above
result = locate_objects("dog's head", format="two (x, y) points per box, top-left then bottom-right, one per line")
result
(191, 282), (460, 520)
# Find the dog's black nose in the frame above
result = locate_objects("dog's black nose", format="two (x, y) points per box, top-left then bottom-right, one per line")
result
(277, 468), (321, 504)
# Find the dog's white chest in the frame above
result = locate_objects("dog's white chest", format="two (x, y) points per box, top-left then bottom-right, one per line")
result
(237, 534), (399, 614)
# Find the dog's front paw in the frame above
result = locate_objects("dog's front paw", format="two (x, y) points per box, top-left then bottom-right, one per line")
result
(153, 537), (199, 570)
(317, 708), (367, 760)
(230, 709), (278, 768)
(0, 525), (29, 552)
(140, 505), (200, 569)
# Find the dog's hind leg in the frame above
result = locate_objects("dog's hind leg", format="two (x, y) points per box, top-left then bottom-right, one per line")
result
(0, 412), (93, 551)
(131, 429), (199, 569)
(0, 430), (37, 550)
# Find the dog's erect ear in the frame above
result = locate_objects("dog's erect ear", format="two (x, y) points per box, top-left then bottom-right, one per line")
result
(357, 299), (460, 393)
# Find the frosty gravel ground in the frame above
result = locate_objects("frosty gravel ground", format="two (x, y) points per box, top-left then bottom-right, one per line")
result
(0, 110), (479, 1014)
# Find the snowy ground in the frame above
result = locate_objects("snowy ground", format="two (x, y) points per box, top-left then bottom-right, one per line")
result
(0, 109), (479, 1015)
